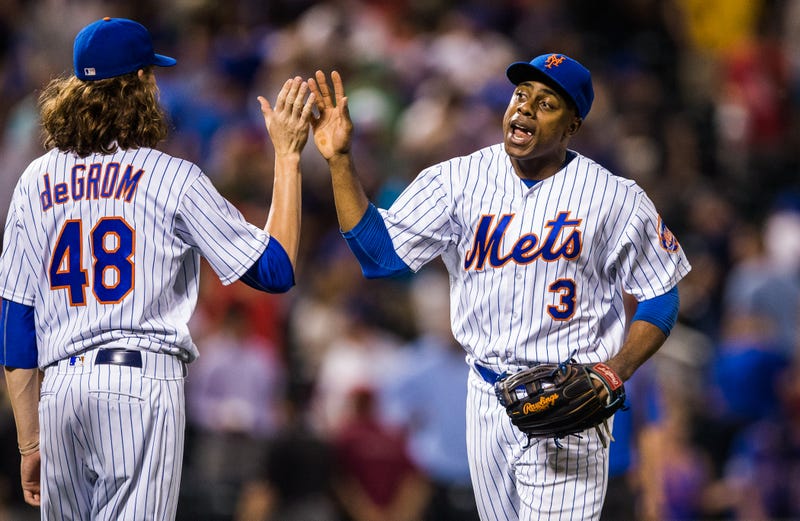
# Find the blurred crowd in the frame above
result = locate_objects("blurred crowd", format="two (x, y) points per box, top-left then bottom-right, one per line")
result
(0, 0), (799, 520)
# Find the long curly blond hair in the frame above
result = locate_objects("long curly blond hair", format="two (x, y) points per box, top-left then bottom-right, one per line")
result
(39, 67), (169, 157)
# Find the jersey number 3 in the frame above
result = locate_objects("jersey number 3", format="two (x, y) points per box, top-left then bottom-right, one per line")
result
(548, 278), (576, 320)
(49, 217), (135, 306)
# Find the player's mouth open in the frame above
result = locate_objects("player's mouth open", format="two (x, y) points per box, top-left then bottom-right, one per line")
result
(509, 123), (533, 145)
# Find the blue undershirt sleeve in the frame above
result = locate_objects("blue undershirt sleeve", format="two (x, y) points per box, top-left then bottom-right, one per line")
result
(631, 286), (679, 337)
(342, 203), (411, 279)
(0, 298), (38, 369)
(239, 238), (295, 293)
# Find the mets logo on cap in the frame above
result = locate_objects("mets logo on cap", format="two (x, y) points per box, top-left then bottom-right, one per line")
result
(544, 54), (566, 69)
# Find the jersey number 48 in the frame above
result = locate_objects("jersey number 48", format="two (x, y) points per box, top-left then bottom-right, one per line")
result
(49, 217), (135, 306)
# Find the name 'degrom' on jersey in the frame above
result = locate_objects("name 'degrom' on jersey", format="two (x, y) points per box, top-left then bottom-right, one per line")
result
(39, 162), (145, 211)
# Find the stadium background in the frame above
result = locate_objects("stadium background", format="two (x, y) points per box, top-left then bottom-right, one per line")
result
(0, 0), (798, 519)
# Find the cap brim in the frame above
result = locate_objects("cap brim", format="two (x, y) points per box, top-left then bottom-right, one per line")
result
(507, 62), (559, 90)
(153, 54), (177, 67)
(506, 61), (575, 111)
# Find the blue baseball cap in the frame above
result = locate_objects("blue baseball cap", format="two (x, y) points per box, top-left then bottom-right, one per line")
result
(73, 17), (176, 81)
(506, 53), (594, 119)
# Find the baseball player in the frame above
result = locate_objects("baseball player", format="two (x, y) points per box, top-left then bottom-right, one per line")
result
(0, 17), (314, 520)
(308, 55), (691, 521)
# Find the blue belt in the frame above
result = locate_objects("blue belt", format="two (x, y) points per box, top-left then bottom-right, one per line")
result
(95, 348), (142, 368)
(475, 363), (506, 385)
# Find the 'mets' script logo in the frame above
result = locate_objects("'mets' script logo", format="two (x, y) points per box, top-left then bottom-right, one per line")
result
(464, 212), (582, 271)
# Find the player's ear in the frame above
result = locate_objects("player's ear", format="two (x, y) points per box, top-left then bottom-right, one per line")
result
(565, 116), (582, 137)
(137, 68), (157, 86)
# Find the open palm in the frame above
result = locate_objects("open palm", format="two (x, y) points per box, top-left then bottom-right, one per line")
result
(309, 70), (353, 160)
(258, 76), (314, 157)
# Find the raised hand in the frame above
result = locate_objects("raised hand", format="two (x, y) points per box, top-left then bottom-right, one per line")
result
(258, 76), (315, 157)
(308, 70), (353, 160)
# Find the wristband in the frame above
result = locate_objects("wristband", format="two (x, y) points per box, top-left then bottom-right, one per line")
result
(19, 439), (39, 456)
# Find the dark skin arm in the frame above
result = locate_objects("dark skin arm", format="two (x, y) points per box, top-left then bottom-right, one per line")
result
(308, 70), (669, 384)
(608, 292), (669, 382)
(606, 320), (667, 382)
(308, 70), (370, 232)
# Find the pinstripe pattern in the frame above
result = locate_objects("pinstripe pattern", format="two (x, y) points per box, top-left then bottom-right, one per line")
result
(382, 143), (690, 520)
(381, 144), (690, 369)
(0, 146), (270, 520)
(467, 354), (611, 520)
(0, 147), (269, 366)
(40, 350), (186, 520)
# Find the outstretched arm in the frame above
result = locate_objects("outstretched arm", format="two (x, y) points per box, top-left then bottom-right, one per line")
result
(259, 76), (315, 268)
(308, 70), (370, 232)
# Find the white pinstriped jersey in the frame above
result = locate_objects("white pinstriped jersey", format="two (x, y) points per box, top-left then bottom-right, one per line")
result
(381, 144), (691, 371)
(0, 147), (269, 367)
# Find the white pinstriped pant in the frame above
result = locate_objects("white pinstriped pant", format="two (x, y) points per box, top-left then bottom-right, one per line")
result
(466, 368), (612, 521)
(39, 348), (186, 521)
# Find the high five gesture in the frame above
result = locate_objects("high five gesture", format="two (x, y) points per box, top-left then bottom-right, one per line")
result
(308, 70), (369, 231)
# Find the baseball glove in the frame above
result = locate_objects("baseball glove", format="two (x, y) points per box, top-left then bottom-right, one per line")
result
(494, 358), (626, 447)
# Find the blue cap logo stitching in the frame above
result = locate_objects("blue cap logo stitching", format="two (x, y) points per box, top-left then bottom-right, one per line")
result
(544, 54), (566, 69)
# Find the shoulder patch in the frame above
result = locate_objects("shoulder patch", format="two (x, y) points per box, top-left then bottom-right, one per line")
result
(657, 216), (680, 253)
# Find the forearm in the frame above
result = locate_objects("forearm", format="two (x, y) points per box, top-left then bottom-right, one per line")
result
(606, 320), (667, 382)
(4, 367), (42, 454)
(328, 153), (370, 232)
(265, 153), (302, 268)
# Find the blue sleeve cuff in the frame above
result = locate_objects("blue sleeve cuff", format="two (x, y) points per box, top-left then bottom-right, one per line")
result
(632, 286), (679, 337)
(0, 298), (38, 369)
(239, 238), (295, 293)
(342, 203), (411, 279)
